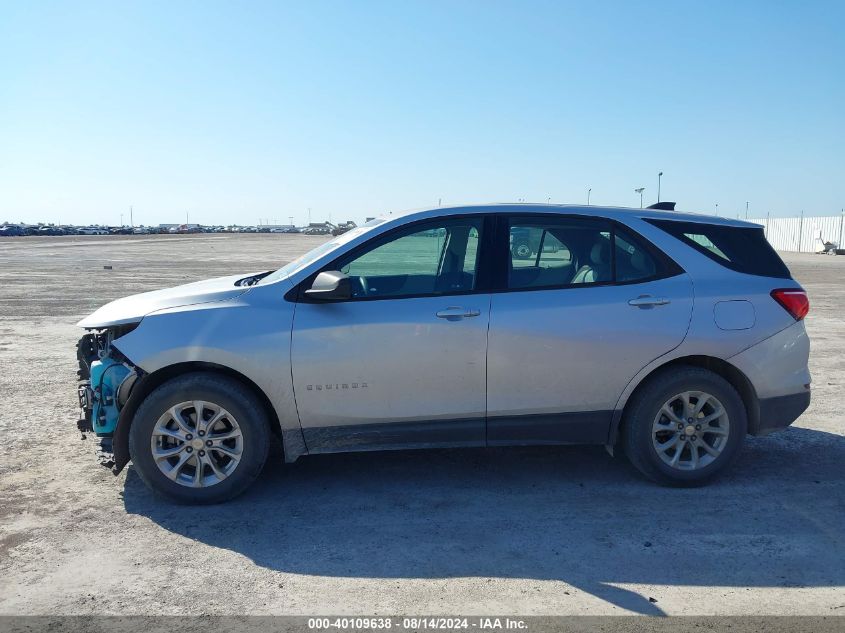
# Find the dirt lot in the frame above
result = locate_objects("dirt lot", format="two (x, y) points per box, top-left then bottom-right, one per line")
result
(0, 234), (842, 616)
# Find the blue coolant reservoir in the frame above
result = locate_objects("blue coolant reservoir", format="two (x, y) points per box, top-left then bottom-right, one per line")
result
(90, 358), (131, 436)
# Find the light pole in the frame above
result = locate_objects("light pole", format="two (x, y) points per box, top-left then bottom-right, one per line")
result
(746, 201), (749, 219)
(715, 203), (719, 216)
(587, 188), (592, 206)
(635, 188), (645, 208)
(657, 172), (663, 203)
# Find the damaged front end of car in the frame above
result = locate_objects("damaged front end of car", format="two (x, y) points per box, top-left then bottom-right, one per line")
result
(76, 324), (143, 472)
(74, 270), (274, 475)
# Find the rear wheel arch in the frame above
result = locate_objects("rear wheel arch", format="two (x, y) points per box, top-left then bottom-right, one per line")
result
(610, 355), (760, 447)
(112, 361), (283, 474)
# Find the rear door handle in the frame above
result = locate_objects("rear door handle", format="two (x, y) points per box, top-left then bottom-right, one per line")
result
(436, 307), (481, 320)
(628, 295), (670, 307)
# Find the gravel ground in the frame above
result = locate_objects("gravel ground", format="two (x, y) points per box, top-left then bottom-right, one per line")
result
(0, 235), (842, 616)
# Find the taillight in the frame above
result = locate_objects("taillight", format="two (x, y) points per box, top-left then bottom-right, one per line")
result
(771, 289), (809, 320)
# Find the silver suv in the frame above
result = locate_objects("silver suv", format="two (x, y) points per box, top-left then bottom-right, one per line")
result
(76, 204), (811, 503)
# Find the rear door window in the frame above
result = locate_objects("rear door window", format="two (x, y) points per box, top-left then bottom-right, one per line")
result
(507, 217), (670, 289)
(508, 219), (610, 289)
(614, 228), (659, 282)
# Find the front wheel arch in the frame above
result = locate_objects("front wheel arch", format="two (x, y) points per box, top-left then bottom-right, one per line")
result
(112, 361), (283, 474)
(128, 371), (270, 503)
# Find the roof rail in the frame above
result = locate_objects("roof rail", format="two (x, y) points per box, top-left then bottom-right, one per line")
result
(647, 202), (676, 211)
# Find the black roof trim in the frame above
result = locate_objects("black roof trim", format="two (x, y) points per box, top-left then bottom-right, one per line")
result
(646, 202), (676, 210)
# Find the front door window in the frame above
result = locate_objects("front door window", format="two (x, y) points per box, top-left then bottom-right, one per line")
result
(335, 219), (484, 299)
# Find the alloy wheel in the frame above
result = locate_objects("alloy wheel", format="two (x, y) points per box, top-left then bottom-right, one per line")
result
(150, 400), (243, 487)
(651, 390), (730, 471)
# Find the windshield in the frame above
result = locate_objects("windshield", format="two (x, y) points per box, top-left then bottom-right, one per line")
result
(261, 219), (386, 284)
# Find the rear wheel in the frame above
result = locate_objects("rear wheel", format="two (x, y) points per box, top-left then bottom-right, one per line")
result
(622, 366), (747, 486)
(129, 372), (269, 503)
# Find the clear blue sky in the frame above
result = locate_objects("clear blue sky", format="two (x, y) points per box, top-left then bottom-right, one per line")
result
(1, 0), (843, 226)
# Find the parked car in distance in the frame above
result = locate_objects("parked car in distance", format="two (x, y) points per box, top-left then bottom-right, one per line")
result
(302, 226), (331, 235)
(76, 204), (811, 503)
(510, 225), (561, 259)
(37, 226), (64, 236)
(77, 226), (110, 235)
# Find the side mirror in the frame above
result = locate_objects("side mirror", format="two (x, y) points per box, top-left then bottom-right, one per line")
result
(304, 270), (351, 301)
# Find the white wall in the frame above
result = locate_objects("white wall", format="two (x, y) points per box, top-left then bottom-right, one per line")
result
(748, 215), (845, 253)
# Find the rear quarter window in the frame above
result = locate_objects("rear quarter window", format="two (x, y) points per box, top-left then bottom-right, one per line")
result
(646, 219), (791, 279)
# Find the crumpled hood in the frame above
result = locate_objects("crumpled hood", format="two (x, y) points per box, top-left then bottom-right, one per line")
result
(77, 272), (263, 328)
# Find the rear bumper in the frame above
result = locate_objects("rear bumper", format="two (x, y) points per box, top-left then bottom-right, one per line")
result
(752, 390), (811, 436)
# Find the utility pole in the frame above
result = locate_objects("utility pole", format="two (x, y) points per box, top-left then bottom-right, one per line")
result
(798, 210), (804, 252)
(635, 188), (645, 208)
(657, 172), (663, 203)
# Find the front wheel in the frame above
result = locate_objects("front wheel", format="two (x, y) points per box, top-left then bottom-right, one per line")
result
(129, 372), (270, 504)
(622, 366), (747, 486)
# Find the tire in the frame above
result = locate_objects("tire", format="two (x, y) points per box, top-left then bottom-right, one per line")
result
(621, 366), (747, 486)
(512, 241), (532, 260)
(129, 372), (270, 504)
(76, 334), (97, 381)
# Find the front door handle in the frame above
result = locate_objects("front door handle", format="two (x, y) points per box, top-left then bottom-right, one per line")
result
(435, 307), (481, 320)
(628, 295), (671, 307)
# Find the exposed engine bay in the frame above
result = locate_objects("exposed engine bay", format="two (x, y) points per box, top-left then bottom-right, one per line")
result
(76, 325), (141, 470)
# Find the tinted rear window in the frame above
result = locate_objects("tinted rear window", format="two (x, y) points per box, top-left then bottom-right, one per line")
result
(646, 219), (791, 279)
